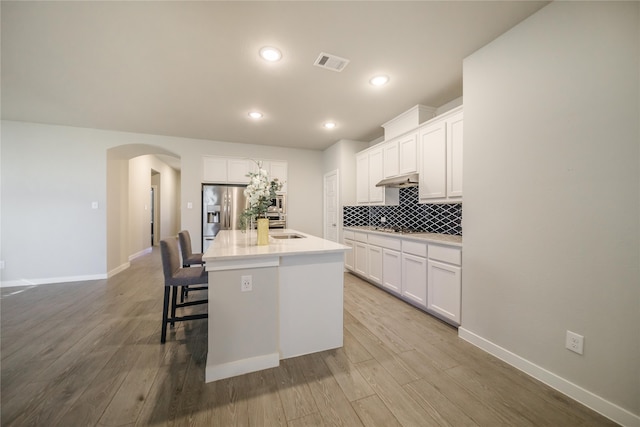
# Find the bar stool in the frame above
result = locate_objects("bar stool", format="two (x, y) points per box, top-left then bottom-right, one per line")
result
(160, 238), (208, 343)
(178, 230), (204, 302)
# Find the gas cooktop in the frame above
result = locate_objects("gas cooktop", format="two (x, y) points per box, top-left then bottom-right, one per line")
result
(372, 226), (425, 234)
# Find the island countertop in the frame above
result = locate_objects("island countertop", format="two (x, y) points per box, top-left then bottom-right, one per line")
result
(203, 229), (350, 262)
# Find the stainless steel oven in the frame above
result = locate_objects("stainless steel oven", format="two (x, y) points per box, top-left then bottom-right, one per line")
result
(266, 194), (287, 229)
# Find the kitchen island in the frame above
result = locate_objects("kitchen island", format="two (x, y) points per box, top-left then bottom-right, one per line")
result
(202, 229), (349, 382)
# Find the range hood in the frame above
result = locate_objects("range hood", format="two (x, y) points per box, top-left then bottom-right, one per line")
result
(375, 173), (419, 188)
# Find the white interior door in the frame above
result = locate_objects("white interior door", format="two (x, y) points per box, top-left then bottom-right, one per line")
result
(324, 170), (339, 242)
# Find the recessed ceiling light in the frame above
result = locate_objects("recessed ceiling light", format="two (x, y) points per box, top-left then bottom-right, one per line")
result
(259, 46), (282, 62)
(248, 111), (263, 119)
(323, 121), (336, 129)
(370, 75), (389, 86)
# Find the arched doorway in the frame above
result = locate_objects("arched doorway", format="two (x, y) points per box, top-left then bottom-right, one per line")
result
(106, 144), (181, 276)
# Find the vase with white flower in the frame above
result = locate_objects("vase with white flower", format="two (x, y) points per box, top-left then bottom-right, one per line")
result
(241, 161), (283, 245)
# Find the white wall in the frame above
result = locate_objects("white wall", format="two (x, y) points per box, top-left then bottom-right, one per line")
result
(1, 123), (107, 284)
(462, 2), (639, 424)
(1, 121), (324, 285)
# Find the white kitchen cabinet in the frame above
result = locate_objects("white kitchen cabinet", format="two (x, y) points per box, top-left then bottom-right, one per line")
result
(356, 147), (399, 205)
(401, 252), (428, 308)
(446, 112), (463, 198)
(354, 241), (368, 277)
(401, 239), (428, 308)
(427, 244), (462, 325)
(203, 157), (229, 183)
(382, 248), (402, 294)
(356, 152), (370, 204)
(203, 156), (288, 188)
(383, 140), (399, 178)
(382, 131), (417, 179)
(254, 160), (288, 193)
(227, 159), (252, 183)
(367, 245), (383, 285)
(268, 161), (288, 193)
(368, 146), (384, 204)
(344, 228), (462, 327)
(418, 120), (447, 200)
(343, 239), (354, 271)
(398, 132), (418, 174)
(418, 107), (463, 203)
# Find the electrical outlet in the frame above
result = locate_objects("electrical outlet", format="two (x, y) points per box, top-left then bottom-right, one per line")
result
(0, 260), (5, 269)
(566, 330), (584, 355)
(241, 275), (252, 292)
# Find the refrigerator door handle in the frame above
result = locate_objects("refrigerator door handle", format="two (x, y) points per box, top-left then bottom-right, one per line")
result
(223, 192), (228, 228)
(226, 192), (231, 228)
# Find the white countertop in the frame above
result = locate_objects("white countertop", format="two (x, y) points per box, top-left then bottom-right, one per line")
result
(344, 226), (462, 247)
(203, 229), (350, 262)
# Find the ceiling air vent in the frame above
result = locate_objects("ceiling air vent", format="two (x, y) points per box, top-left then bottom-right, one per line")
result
(313, 52), (350, 72)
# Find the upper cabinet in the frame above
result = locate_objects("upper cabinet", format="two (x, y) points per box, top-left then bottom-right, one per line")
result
(249, 160), (288, 193)
(383, 140), (399, 179)
(418, 107), (463, 203)
(203, 156), (288, 191)
(355, 104), (462, 205)
(446, 114), (463, 198)
(227, 158), (253, 183)
(357, 147), (399, 205)
(266, 161), (288, 193)
(398, 131), (418, 174)
(368, 146), (384, 204)
(202, 157), (229, 183)
(383, 131), (418, 179)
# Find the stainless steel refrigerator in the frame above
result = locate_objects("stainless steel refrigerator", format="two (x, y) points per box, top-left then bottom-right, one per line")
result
(202, 184), (247, 252)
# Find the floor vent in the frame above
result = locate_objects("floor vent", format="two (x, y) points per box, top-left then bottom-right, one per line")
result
(313, 52), (350, 72)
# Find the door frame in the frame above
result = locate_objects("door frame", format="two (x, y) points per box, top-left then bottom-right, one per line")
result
(151, 184), (159, 246)
(323, 169), (340, 242)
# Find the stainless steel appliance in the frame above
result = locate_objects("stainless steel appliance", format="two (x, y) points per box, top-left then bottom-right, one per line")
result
(202, 184), (247, 252)
(266, 194), (287, 229)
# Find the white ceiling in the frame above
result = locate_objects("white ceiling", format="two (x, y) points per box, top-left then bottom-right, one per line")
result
(1, 1), (548, 151)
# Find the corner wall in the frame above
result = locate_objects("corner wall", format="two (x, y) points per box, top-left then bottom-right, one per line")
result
(462, 2), (639, 423)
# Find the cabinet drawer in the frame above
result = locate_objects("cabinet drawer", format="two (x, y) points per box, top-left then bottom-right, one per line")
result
(402, 240), (427, 257)
(428, 244), (461, 266)
(354, 232), (368, 243)
(343, 230), (355, 240)
(368, 234), (401, 251)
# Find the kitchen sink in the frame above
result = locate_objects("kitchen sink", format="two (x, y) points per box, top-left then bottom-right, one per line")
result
(271, 233), (305, 239)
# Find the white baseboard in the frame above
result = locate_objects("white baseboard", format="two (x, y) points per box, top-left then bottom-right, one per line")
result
(128, 247), (152, 261)
(0, 273), (107, 288)
(107, 262), (130, 278)
(458, 327), (640, 427)
(205, 353), (280, 383)
(1, 248), (150, 288)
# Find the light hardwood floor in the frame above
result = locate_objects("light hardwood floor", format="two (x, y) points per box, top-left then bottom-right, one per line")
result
(1, 247), (617, 426)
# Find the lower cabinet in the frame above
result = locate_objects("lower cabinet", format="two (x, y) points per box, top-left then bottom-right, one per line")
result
(367, 245), (383, 285)
(427, 244), (462, 325)
(344, 239), (354, 271)
(343, 230), (461, 326)
(354, 241), (368, 277)
(427, 260), (461, 324)
(401, 252), (428, 308)
(382, 248), (402, 294)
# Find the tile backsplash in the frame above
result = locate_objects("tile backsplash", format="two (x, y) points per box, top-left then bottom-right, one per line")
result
(343, 187), (462, 235)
